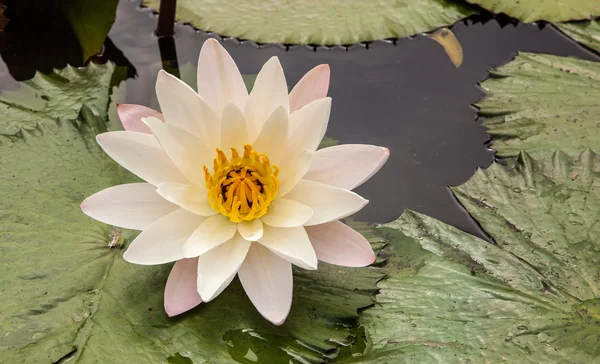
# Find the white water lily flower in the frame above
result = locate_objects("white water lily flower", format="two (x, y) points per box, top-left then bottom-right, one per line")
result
(81, 39), (389, 325)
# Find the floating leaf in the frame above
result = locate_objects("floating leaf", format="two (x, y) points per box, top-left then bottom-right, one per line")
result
(558, 20), (600, 53)
(478, 52), (600, 158)
(0, 65), (381, 363)
(354, 149), (600, 362)
(54, 0), (119, 61)
(464, 0), (600, 23)
(142, 0), (476, 44)
(0, 62), (114, 136)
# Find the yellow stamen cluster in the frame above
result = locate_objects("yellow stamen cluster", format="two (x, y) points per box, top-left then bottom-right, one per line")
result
(204, 144), (279, 223)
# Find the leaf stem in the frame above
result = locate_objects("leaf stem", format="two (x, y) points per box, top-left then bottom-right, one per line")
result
(156, 0), (177, 37)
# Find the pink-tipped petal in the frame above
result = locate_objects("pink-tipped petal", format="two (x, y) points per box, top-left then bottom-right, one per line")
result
(289, 64), (330, 113)
(117, 104), (164, 134)
(164, 258), (202, 317)
(305, 221), (376, 267)
(238, 243), (293, 325)
(304, 145), (390, 190)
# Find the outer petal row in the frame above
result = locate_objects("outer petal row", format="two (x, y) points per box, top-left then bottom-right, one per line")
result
(164, 258), (202, 317)
(81, 183), (178, 230)
(285, 179), (368, 226)
(304, 144), (390, 190)
(96, 131), (189, 186)
(123, 209), (205, 265)
(238, 243), (293, 325)
(306, 221), (376, 267)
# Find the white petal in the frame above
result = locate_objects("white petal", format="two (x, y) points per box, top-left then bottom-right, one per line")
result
(284, 180), (368, 226)
(196, 235), (251, 302)
(304, 144), (390, 190)
(81, 183), (178, 230)
(238, 243), (293, 325)
(221, 102), (249, 150)
(258, 225), (317, 270)
(96, 131), (189, 186)
(164, 258), (202, 317)
(155, 70), (220, 149)
(244, 57), (289, 140)
(183, 214), (237, 258)
(277, 151), (312, 197)
(289, 64), (330, 113)
(306, 221), (376, 267)
(123, 209), (205, 265)
(237, 219), (263, 241)
(157, 183), (216, 216)
(197, 39), (248, 115)
(117, 104), (163, 134)
(286, 98), (331, 159)
(261, 199), (313, 228)
(143, 117), (213, 186)
(251, 106), (288, 165)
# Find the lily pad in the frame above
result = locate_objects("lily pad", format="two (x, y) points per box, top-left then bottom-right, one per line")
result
(464, 0), (600, 23)
(558, 20), (600, 53)
(354, 149), (600, 362)
(478, 52), (600, 158)
(142, 0), (476, 44)
(54, 0), (119, 61)
(0, 62), (114, 136)
(0, 65), (383, 363)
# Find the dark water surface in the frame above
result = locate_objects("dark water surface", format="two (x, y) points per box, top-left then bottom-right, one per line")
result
(1, 0), (599, 239)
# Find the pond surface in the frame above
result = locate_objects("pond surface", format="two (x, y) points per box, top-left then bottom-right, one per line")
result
(1, 0), (599, 239)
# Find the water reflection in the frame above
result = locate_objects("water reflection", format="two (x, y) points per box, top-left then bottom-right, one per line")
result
(1, 0), (599, 240)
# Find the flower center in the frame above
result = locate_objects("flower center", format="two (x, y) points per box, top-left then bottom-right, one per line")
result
(204, 144), (279, 223)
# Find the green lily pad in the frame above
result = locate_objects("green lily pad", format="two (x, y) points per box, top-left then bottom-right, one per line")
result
(478, 52), (600, 158)
(0, 62), (114, 136)
(0, 64), (382, 363)
(464, 0), (600, 23)
(54, 0), (118, 61)
(558, 20), (600, 53)
(142, 0), (476, 44)
(353, 149), (600, 362)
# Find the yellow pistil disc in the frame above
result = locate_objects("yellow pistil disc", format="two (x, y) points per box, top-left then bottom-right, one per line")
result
(204, 144), (279, 223)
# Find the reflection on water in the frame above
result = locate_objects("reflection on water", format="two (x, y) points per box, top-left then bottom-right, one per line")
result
(1, 0), (599, 241)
